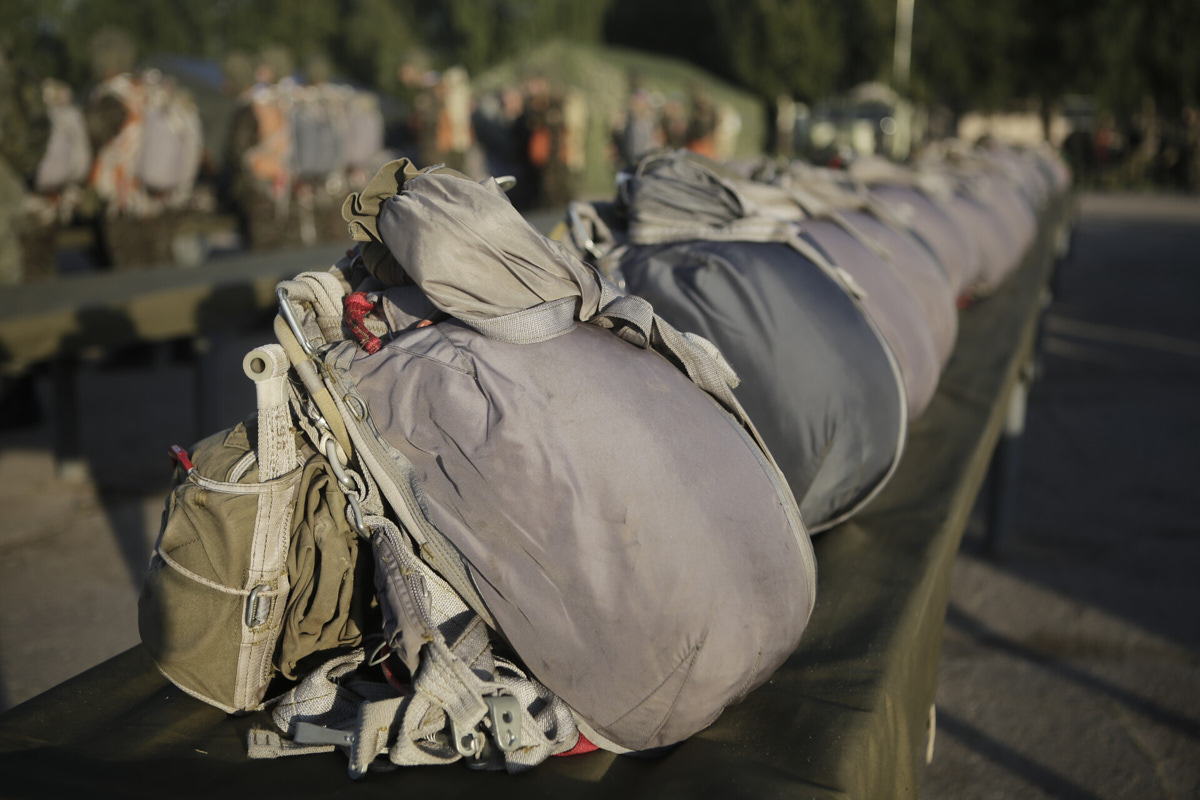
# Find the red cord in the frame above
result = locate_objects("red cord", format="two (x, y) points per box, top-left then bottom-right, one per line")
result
(344, 291), (383, 354)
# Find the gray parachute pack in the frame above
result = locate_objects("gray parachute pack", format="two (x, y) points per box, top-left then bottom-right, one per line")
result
(139, 159), (816, 777)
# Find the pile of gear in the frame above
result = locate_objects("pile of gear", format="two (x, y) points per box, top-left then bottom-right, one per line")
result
(564, 141), (1069, 530)
(224, 50), (392, 252)
(1, 32), (396, 281)
(137, 139), (1070, 777)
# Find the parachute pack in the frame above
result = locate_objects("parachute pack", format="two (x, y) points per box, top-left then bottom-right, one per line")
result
(559, 145), (1066, 530)
(139, 159), (816, 776)
(34, 80), (92, 194)
(139, 70), (204, 199)
(88, 69), (203, 216)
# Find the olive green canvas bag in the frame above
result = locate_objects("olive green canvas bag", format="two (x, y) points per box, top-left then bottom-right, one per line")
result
(138, 344), (371, 713)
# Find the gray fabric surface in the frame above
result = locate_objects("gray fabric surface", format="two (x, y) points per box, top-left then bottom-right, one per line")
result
(865, 184), (979, 296)
(377, 173), (602, 321)
(346, 316), (815, 751)
(840, 210), (959, 369)
(615, 239), (904, 530)
(613, 151), (943, 419)
(798, 218), (941, 419)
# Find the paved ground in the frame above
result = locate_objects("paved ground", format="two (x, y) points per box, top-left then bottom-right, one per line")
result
(0, 194), (1197, 798)
(922, 193), (1200, 799)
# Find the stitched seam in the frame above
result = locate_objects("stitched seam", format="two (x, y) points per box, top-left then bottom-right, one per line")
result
(640, 632), (707, 749)
(381, 343), (476, 377)
(606, 631), (707, 746)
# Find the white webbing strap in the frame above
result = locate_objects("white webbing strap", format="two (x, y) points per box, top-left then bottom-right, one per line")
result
(242, 343), (296, 481)
(629, 207), (866, 302)
(249, 514), (579, 777)
(276, 270), (352, 346)
(246, 649), (393, 762)
(368, 516), (577, 772)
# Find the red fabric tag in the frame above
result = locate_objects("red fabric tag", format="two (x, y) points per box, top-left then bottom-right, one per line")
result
(554, 733), (599, 757)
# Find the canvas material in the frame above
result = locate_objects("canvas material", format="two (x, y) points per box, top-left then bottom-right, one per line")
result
(138, 414), (370, 712)
(139, 420), (301, 712)
(865, 184), (980, 296)
(262, 162), (815, 760)
(616, 238), (905, 531)
(343, 297), (815, 751)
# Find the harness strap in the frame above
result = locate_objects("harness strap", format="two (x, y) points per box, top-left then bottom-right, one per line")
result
(252, 513), (580, 777)
(461, 295), (578, 344)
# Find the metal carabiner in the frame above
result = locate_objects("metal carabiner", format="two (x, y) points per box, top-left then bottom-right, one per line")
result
(323, 438), (357, 493)
(567, 204), (603, 262)
(277, 287), (317, 358)
(321, 438), (369, 539)
(346, 493), (368, 540)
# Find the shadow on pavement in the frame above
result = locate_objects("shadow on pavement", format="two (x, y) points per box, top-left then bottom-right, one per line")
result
(945, 604), (1200, 742)
(937, 710), (1107, 800)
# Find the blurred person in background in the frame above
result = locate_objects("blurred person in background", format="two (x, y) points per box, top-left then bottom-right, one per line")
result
(685, 86), (718, 159)
(473, 86), (526, 190)
(20, 76), (91, 279)
(1185, 107), (1200, 192)
(613, 85), (661, 170)
(518, 76), (554, 206)
(660, 93), (688, 150)
(84, 26), (204, 268)
(0, 41), (50, 285)
(223, 45), (295, 250)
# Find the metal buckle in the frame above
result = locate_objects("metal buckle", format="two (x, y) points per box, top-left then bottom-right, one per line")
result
(323, 437), (357, 492)
(321, 438), (370, 540)
(294, 721), (355, 748)
(447, 695), (522, 760)
(449, 718), (483, 759)
(484, 695), (522, 752)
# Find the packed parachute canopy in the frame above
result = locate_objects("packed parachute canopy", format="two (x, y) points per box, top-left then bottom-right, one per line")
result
(134, 130), (1070, 777)
(559, 141), (1071, 530)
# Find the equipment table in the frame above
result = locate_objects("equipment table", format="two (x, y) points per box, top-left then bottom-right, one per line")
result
(0, 200), (1071, 799)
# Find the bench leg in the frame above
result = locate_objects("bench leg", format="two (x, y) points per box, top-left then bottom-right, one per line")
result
(192, 335), (224, 443)
(985, 365), (1031, 556)
(52, 356), (88, 482)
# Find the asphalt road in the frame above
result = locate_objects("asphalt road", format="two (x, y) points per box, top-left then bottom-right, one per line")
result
(922, 193), (1200, 799)
(0, 193), (1196, 798)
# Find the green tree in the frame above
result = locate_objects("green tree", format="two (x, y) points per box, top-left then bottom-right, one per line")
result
(834, 0), (896, 89)
(340, 0), (421, 92)
(1091, 0), (1200, 117)
(708, 0), (843, 103)
(909, 0), (1027, 113)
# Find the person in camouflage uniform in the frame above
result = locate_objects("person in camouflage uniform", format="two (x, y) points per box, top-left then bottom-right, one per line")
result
(0, 43), (51, 285)
(222, 45), (298, 250)
(0, 43), (51, 428)
(83, 26), (163, 268)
